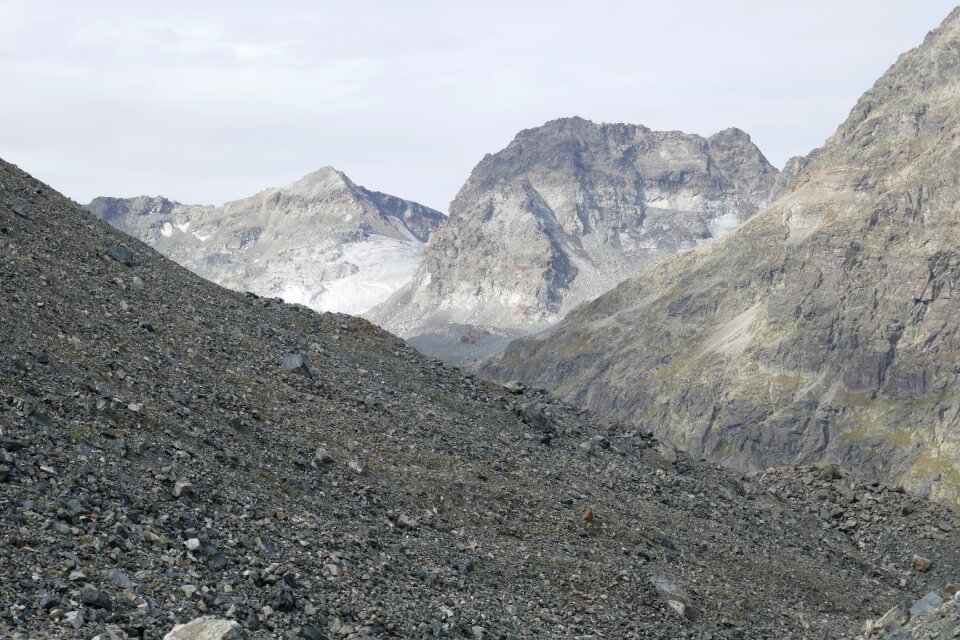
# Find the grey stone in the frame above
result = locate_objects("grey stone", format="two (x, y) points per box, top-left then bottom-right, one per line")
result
(107, 568), (134, 589)
(106, 243), (136, 266)
(649, 574), (692, 619)
(169, 387), (190, 405)
(163, 617), (247, 640)
(80, 585), (112, 610)
(312, 447), (333, 466)
(632, 544), (652, 561)
(64, 498), (83, 516)
(873, 601), (910, 631)
(0, 436), (26, 451)
(282, 353), (313, 378)
(909, 591), (944, 618)
(301, 624), (324, 640)
(173, 479), (194, 498)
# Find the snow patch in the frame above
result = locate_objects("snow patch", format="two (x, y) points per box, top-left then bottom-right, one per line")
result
(192, 232), (211, 242)
(160, 222), (173, 238)
(708, 212), (740, 238)
(280, 235), (423, 315)
(177, 221), (191, 233)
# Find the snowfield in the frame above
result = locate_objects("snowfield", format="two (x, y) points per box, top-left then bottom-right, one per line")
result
(280, 236), (424, 315)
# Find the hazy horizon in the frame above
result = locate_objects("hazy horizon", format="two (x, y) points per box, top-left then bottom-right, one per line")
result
(2, 1), (957, 212)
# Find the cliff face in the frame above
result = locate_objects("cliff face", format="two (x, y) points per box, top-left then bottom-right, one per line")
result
(367, 118), (778, 361)
(483, 9), (960, 507)
(87, 167), (445, 315)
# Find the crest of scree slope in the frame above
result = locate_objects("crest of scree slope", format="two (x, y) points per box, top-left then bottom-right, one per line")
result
(484, 8), (960, 507)
(86, 167), (445, 315)
(367, 117), (780, 349)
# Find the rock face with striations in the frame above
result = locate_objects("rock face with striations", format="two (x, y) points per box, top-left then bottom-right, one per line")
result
(367, 117), (779, 361)
(2, 157), (959, 637)
(86, 167), (444, 315)
(484, 9), (960, 507)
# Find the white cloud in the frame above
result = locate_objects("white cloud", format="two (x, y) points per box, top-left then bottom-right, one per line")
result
(0, 0), (956, 211)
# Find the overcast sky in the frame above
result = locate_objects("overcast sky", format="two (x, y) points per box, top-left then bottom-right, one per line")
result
(1, 1), (957, 212)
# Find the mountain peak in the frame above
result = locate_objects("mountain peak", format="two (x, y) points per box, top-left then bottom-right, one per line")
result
(708, 127), (752, 143)
(367, 119), (778, 359)
(814, 5), (960, 178)
(87, 167), (443, 315)
(282, 165), (356, 197)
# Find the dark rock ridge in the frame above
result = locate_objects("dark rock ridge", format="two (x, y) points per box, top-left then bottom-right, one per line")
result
(2, 158), (959, 637)
(367, 117), (779, 362)
(483, 9), (960, 508)
(86, 167), (445, 315)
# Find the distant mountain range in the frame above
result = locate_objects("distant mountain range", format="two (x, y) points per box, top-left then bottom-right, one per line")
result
(86, 167), (444, 315)
(90, 122), (784, 365)
(368, 117), (785, 362)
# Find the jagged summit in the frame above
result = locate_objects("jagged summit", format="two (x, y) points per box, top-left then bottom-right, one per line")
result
(280, 166), (355, 196)
(367, 117), (780, 362)
(86, 167), (445, 315)
(483, 8), (960, 507)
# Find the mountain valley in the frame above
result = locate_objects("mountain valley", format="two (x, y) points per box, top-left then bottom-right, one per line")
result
(5, 7), (960, 640)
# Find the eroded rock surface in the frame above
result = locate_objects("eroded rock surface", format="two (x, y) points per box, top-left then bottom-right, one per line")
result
(369, 117), (778, 362)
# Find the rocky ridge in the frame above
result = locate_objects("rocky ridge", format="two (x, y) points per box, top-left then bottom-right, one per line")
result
(483, 9), (960, 507)
(368, 117), (779, 362)
(3, 158), (960, 638)
(86, 168), (445, 315)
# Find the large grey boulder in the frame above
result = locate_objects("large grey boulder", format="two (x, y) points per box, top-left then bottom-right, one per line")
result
(163, 617), (247, 640)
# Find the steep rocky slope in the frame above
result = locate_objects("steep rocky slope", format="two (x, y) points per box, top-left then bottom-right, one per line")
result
(368, 118), (778, 362)
(3, 159), (960, 638)
(87, 168), (444, 315)
(484, 9), (960, 508)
